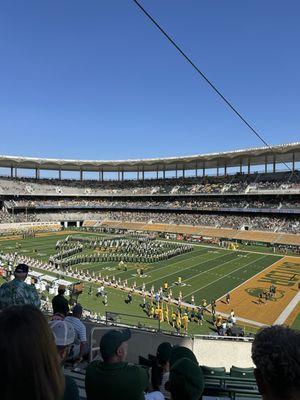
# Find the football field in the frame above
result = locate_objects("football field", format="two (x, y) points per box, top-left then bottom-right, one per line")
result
(0, 231), (298, 334)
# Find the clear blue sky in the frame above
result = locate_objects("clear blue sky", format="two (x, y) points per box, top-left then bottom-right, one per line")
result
(0, 0), (299, 160)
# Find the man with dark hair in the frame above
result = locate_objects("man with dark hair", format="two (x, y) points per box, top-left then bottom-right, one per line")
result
(51, 285), (69, 320)
(155, 342), (172, 399)
(85, 328), (149, 400)
(252, 325), (300, 400)
(0, 263), (40, 309)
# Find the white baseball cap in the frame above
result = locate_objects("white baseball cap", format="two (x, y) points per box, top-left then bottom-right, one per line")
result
(49, 320), (75, 346)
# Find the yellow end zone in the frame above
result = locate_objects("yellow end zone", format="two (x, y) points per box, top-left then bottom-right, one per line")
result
(217, 256), (300, 325)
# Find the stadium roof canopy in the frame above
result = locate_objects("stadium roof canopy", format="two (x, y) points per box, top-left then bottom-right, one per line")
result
(0, 142), (300, 173)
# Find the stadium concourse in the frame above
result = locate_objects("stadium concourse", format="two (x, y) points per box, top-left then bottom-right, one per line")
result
(0, 145), (300, 399)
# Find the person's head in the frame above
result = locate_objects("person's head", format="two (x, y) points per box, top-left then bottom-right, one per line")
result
(169, 346), (198, 368)
(151, 342), (173, 391)
(72, 303), (83, 318)
(13, 263), (29, 281)
(252, 325), (300, 400)
(168, 357), (204, 400)
(0, 305), (64, 400)
(100, 328), (131, 363)
(157, 342), (172, 369)
(58, 285), (66, 295)
(49, 320), (75, 364)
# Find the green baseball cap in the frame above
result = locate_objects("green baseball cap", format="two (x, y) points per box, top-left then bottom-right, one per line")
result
(100, 328), (131, 359)
(169, 346), (198, 367)
(169, 357), (204, 400)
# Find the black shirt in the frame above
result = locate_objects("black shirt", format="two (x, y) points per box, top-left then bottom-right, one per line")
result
(52, 294), (69, 316)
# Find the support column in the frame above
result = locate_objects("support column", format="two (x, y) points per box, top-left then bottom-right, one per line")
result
(224, 164), (227, 176)
(121, 171), (124, 181)
(59, 168), (62, 180)
(265, 155), (268, 173)
(35, 168), (40, 179)
(156, 168), (159, 180)
(273, 155), (276, 173)
(175, 165), (178, 179)
(15, 168), (18, 178)
(292, 153), (295, 172)
(202, 163), (205, 177)
(182, 167), (185, 178)
(80, 170), (83, 181)
(142, 168), (144, 181)
(217, 165), (219, 177)
(240, 159), (242, 174)
(137, 170), (139, 180)
(247, 159), (251, 175)
(163, 167), (165, 180)
(10, 166), (14, 178)
(98, 169), (103, 181)
(195, 162), (198, 177)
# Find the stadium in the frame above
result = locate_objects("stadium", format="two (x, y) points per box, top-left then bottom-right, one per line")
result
(1, 144), (300, 398)
(1, 2), (300, 400)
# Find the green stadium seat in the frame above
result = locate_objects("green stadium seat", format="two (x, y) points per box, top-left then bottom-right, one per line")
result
(230, 366), (255, 379)
(201, 365), (227, 376)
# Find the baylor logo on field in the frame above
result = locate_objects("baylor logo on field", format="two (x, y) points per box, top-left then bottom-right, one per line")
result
(245, 287), (285, 301)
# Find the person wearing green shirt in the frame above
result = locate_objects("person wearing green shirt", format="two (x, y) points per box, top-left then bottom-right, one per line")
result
(85, 328), (149, 400)
(0, 263), (41, 310)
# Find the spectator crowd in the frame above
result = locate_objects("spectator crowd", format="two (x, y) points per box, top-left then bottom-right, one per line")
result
(0, 262), (299, 400)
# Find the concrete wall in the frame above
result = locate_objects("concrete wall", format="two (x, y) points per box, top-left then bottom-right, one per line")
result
(192, 337), (254, 370)
(88, 324), (254, 370)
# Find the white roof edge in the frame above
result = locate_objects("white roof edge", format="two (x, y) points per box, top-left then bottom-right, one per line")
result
(0, 142), (299, 165)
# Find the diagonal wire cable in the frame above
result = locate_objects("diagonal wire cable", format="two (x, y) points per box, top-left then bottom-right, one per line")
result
(132, 0), (297, 174)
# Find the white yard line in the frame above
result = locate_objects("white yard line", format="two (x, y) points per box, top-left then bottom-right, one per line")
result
(125, 247), (208, 281)
(212, 256), (288, 303)
(183, 255), (269, 298)
(142, 251), (238, 286)
(274, 291), (300, 325)
(216, 311), (267, 327)
(183, 253), (250, 283)
(160, 239), (290, 258)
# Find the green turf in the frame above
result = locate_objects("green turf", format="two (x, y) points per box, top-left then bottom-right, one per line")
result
(292, 314), (300, 330)
(0, 231), (283, 335)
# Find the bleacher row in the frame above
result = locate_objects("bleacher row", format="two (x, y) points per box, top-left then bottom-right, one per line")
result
(1, 209), (300, 235)
(0, 170), (300, 196)
(4, 198), (300, 210)
(90, 219), (300, 246)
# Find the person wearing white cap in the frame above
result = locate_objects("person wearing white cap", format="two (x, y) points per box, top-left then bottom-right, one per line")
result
(49, 320), (79, 400)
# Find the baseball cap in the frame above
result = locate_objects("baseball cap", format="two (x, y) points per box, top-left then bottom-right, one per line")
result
(49, 320), (75, 346)
(169, 357), (204, 400)
(169, 346), (198, 367)
(100, 328), (131, 359)
(14, 263), (29, 274)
